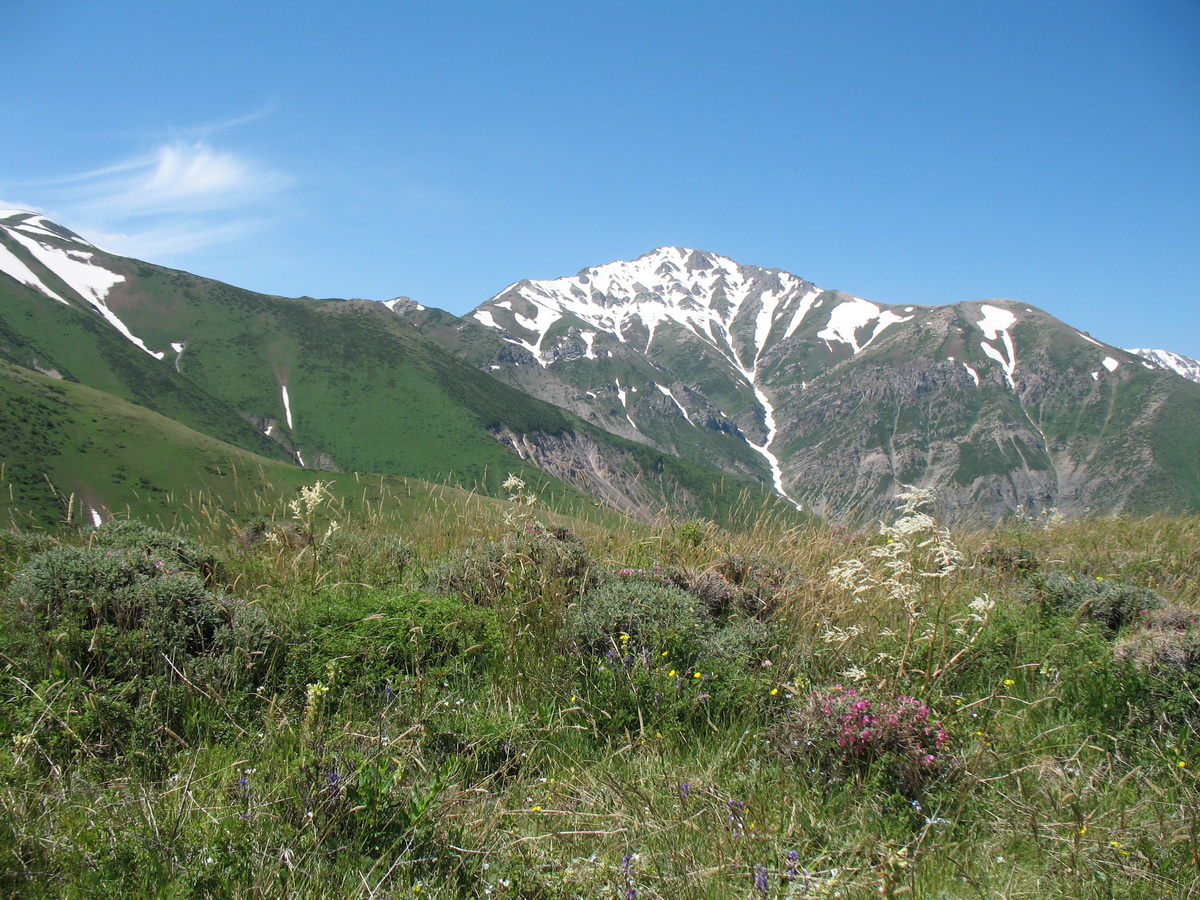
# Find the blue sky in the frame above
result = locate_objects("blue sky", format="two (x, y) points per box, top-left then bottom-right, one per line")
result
(5, 1), (1198, 355)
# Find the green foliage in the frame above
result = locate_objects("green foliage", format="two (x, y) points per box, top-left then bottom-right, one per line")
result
(565, 576), (714, 661)
(563, 575), (776, 735)
(429, 526), (598, 606)
(285, 589), (500, 697)
(0, 500), (1198, 899)
(1025, 571), (1164, 632)
(1, 522), (269, 766)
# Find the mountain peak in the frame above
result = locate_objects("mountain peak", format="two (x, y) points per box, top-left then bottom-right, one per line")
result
(1, 210), (94, 248)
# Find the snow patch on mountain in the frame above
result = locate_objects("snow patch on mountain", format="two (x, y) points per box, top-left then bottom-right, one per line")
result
(1128, 348), (1200, 384)
(281, 384), (294, 429)
(382, 296), (424, 312)
(654, 383), (694, 425)
(3, 223), (167, 359)
(977, 305), (1018, 387)
(615, 379), (628, 408)
(817, 297), (912, 353)
(0, 242), (71, 304)
(5, 230), (122, 306)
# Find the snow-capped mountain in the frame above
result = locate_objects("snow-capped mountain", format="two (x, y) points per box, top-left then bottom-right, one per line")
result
(406, 247), (1200, 521)
(1128, 348), (1200, 384)
(0, 210), (167, 358)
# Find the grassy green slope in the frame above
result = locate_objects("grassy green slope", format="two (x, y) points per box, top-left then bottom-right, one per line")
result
(0, 357), (321, 526)
(0, 357), (624, 532)
(0, 278), (287, 462)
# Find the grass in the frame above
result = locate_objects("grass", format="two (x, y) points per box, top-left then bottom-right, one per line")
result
(0, 487), (1197, 898)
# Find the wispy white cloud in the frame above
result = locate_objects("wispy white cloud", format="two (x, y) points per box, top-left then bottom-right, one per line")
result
(67, 141), (289, 217)
(2, 129), (290, 259)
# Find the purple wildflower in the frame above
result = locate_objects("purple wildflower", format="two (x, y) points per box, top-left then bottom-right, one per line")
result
(754, 864), (769, 894)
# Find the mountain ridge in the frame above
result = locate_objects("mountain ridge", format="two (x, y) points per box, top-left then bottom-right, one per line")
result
(3, 211), (1198, 525)
(0, 214), (789, 526)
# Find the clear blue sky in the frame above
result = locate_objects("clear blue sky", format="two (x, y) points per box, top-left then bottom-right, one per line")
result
(5, 1), (1198, 356)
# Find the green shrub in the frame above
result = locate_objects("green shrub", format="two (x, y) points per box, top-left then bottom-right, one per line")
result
(977, 542), (1039, 573)
(1025, 572), (1163, 633)
(8, 543), (266, 683)
(429, 526), (597, 605)
(1, 525), (270, 764)
(564, 577), (777, 735)
(83, 518), (220, 583)
(565, 577), (713, 661)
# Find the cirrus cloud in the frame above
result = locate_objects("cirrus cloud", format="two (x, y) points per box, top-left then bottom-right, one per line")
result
(2, 134), (291, 260)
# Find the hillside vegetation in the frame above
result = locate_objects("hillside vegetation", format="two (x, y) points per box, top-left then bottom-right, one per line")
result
(0, 484), (1197, 898)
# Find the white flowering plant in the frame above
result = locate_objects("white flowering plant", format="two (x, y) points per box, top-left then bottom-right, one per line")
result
(823, 485), (994, 688)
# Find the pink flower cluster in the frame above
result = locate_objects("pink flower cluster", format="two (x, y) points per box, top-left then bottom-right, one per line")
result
(817, 685), (949, 765)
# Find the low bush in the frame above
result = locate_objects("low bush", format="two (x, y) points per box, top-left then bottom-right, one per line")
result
(1, 523), (270, 765)
(1025, 572), (1163, 633)
(281, 590), (502, 717)
(429, 526), (597, 606)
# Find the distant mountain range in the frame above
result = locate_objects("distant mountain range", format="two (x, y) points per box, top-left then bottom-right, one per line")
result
(2, 210), (1198, 525)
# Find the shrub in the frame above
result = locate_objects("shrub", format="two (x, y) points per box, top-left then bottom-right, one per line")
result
(83, 518), (220, 583)
(429, 526), (597, 606)
(607, 553), (798, 622)
(977, 542), (1039, 573)
(8, 544), (265, 682)
(1, 526), (270, 764)
(707, 551), (800, 618)
(1116, 605), (1200, 673)
(564, 577), (713, 661)
(564, 577), (777, 735)
(1026, 572), (1163, 633)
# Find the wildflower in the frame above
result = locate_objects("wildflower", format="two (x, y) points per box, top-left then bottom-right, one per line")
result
(668, 670), (676, 677)
(1003, 679), (1015, 686)
(754, 864), (769, 894)
(680, 782), (690, 801)
(693, 671), (702, 679)
(770, 688), (779, 696)
(1178, 760), (1188, 768)
(531, 805), (542, 812)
